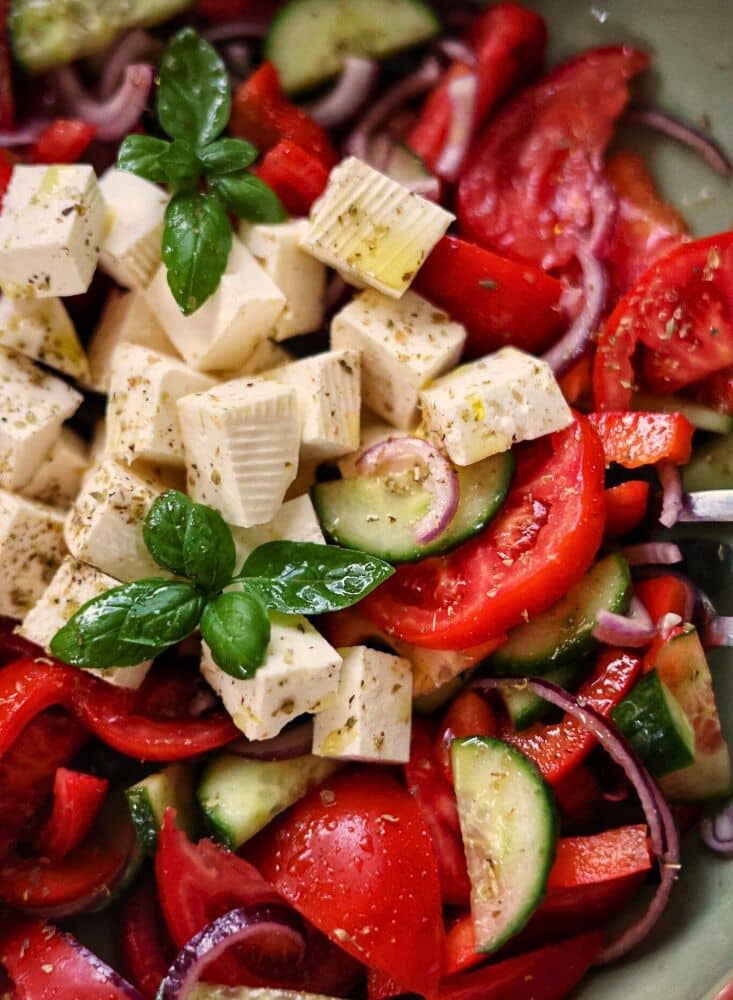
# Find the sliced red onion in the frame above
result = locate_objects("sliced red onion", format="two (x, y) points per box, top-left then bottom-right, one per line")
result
(627, 107), (732, 178)
(51, 63), (154, 141)
(657, 612), (683, 639)
(678, 490), (733, 522)
(587, 175), (620, 259)
(67, 937), (143, 999)
(623, 543), (683, 567)
(357, 436), (459, 544)
(593, 596), (657, 648)
(700, 801), (733, 856)
(228, 719), (314, 760)
(543, 246), (608, 374)
(0, 118), (52, 147)
(434, 72), (477, 182)
(437, 38), (477, 65)
(704, 616), (733, 648)
(158, 904), (305, 1000)
(306, 56), (380, 129)
(202, 19), (270, 42)
(99, 29), (162, 100)
(658, 462), (684, 528)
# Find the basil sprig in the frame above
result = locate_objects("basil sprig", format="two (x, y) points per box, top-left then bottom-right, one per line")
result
(117, 27), (286, 316)
(50, 490), (393, 681)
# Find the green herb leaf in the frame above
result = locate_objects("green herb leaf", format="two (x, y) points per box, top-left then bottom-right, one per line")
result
(118, 135), (172, 184)
(200, 588), (271, 679)
(143, 490), (192, 577)
(162, 191), (232, 315)
(162, 139), (200, 192)
(239, 541), (395, 615)
(158, 27), (231, 149)
(210, 173), (287, 223)
(199, 138), (258, 175)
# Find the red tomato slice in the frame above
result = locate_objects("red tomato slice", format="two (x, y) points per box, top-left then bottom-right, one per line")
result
(254, 139), (329, 215)
(588, 411), (694, 467)
(362, 416), (605, 649)
(457, 46), (649, 270)
(603, 481), (650, 538)
(635, 575), (690, 625)
(434, 689), (497, 783)
(690, 363), (733, 414)
(249, 768), (444, 999)
(33, 768), (108, 862)
(121, 878), (173, 1000)
(29, 120), (96, 164)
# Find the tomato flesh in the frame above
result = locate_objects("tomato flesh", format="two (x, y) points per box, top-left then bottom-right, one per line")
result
(588, 411), (694, 467)
(603, 481), (650, 538)
(254, 139), (329, 215)
(33, 768), (108, 862)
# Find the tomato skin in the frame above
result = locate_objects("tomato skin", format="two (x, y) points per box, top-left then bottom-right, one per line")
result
(588, 411), (694, 468)
(603, 481), (650, 538)
(250, 768), (444, 999)
(690, 363), (733, 414)
(33, 768), (108, 862)
(121, 879), (173, 1000)
(457, 46), (649, 270)
(362, 416), (606, 650)
(434, 689), (497, 784)
(255, 139), (329, 215)
(635, 575), (690, 625)
(0, 149), (12, 209)
(29, 120), (96, 164)
(552, 764), (603, 832)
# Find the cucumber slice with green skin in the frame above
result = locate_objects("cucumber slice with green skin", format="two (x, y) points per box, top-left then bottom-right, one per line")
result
(312, 450), (514, 563)
(198, 753), (339, 850)
(264, 0), (440, 94)
(385, 144), (431, 185)
(451, 736), (557, 954)
(612, 669), (696, 777)
(10, 0), (193, 73)
(92, 791), (145, 911)
(491, 554), (632, 676)
(500, 662), (586, 731)
(633, 392), (733, 434)
(125, 764), (197, 856)
(683, 434), (733, 492)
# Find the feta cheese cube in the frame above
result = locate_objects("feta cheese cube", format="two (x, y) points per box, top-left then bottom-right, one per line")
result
(107, 344), (217, 467)
(98, 168), (167, 289)
(0, 165), (104, 297)
(420, 346), (574, 466)
(0, 347), (83, 490)
(240, 219), (326, 340)
(145, 239), (286, 372)
(217, 338), (292, 380)
(0, 294), (89, 380)
(312, 645), (412, 763)
(0, 490), (67, 619)
(268, 349), (361, 460)
(87, 290), (175, 394)
(331, 289), (465, 428)
(18, 556), (152, 689)
(230, 494), (325, 570)
(65, 459), (166, 581)
(201, 613), (342, 740)
(22, 427), (89, 509)
(303, 157), (453, 297)
(178, 379), (299, 527)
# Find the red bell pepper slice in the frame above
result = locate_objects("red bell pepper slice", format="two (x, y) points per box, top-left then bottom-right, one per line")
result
(588, 411), (694, 467)
(254, 138), (329, 215)
(121, 878), (174, 1000)
(29, 120), (96, 164)
(413, 235), (566, 357)
(0, 149), (12, 209)
(434, 689), (497, 784)
(33, 768), (108, 861)
(558, 353), (593, 407)
(407, 3), (547, 179)
(230, 62), (337, 166)
(501, 648), (641, 783)
(0, 0), (13, 131)
(603, 480), (651, 538)
(0, 658), (79, 756)
(552, 763), (603, 832)
(635, 575), (690, 625)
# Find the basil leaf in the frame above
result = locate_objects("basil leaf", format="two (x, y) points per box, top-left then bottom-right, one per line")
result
(200, 588), (271, 679)
(240, 541), (395, 615)
(163, 191), (232, 315)
(210, 173), (287, 223)
(122, 580), (206, 646)
(199, 138), (258, 175)
(162, 139), (200, 192)
(118, 135), (171, 183)
(143, 490), (193, 577)
(158, 27), (230, 149)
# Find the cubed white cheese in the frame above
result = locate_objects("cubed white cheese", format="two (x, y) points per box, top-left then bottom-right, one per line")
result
(0, 347), (83, 490)
(0, 294), (89, 380)
(201, 613), (342, 740)
(240, 219), (326, 340)
(64, 458), (166, 581)
(178, 378), (299, 527)
(217, 338), (292, 380)
(145, 238), (286, 372)
(98, 168), (167, 289)
(336, 410), (411, 478)
(0, 165), (104, 297)
(312, 645), (412, 763)
(331, 289), (466, 428)
(230, 494), (325, 570)
(87, 289), (175, 394)
(420, 346), (574, 466)
(0, 490), (67, 618)
(303, 157), (453, 297)
(18, 556), (151, 688)
(22, 427), (89, 509)
(268, 349), (361, 460)
(107, 344), (217, 467)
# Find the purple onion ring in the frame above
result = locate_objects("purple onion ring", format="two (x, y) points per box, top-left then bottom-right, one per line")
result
(593, 596), (657, 648)
(627, 107), (732, 178)
(51, 63), (154, 142)
(622, 543), (683, 567)
(657, 462), (683, 528)
(306, 56), (380, 129)
(701, 800), (733, 856)
(543, 246), (609, 374)
(434, 71), (477, 181)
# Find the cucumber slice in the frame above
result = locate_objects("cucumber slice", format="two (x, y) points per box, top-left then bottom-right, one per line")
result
(198, 753), (339, 850)
(385, 144), (431, 185)
(683, 434), (733, 492)
(451, 737), (557, 954)
(612, 669), (696, 777)
(633, 392), (733, 434)
(191, 988), (336, 1000)
(125, 764), (198, 856)
(265, 0), (440, 93)
(500, 662), (586, 731)
(92, 790), (145, 911)
(491, 554), (632, 675)
(312, 450), (514, 563)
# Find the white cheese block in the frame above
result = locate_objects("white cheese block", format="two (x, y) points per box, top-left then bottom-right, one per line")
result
(0, 294), (89, 380)
(230, 494), (325, 571)
(107, 343), (217, 467)
(18, 556), (152, 689)
(98, 168), (168, 289)
(145, 238), (286, 372)
(0, 164), (104, 297)
(0, 347), (83, 490)
(217, 338), (292, 381)
(0, 490), (67, 619)
(178, 379), (299, 527)
(201, 613), (342, 740)
(420, 346), (574, 466)
(22, 427), (89, 509)
(331, 289), (466, 428)
(268, 349), (361, 460)
(302, 156), (453, 297)
(312, 645), (412, 763)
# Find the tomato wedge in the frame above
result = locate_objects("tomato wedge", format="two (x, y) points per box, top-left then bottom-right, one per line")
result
(457, 46), (649, 270)
(434, 689), (497, 783)
(29, 120), (96, 164)
(635, 575), (691, 624)
(362, 416), (605, 649)
(121, 878), (173, 1000)
(604, 481), (650, 538)
(33, 768), (108, 862)
(588, 411), (694, 467)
